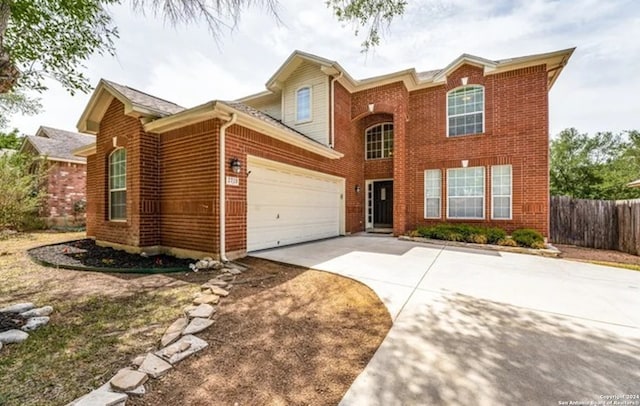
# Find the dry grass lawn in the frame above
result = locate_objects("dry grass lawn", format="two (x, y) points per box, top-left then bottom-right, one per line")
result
(0, 232), (391, 406)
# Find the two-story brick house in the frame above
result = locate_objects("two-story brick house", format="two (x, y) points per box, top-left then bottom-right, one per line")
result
(75, 48), (573, 259)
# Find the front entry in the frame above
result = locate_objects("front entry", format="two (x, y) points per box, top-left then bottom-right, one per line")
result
(372, 180), (393, 228)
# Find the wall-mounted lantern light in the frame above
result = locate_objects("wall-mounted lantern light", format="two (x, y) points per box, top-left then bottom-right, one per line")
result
(230, 158), (242, 174)
(355, 184), (361, 193)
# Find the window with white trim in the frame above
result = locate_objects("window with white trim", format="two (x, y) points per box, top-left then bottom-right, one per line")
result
(447, 85), (484, 136)
(424, 169), (441, 218)
(447, 166), (485, 219)
(492, 165), (512, 219)
(296, 86), (311, 122)
(109, 148), (127, 221)
(366, 123), (393, 160)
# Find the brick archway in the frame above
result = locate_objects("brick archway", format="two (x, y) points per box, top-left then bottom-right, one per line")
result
(351, 102), (396, 122)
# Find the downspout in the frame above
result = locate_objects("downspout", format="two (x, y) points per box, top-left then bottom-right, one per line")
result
(219, 112), (237, 262)
(330, 72), (343, 148)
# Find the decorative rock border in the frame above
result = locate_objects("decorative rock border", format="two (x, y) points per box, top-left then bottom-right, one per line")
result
(0, 303), (53, 351)
(67, 260), (248, 406)
(399, 235), (561, 257)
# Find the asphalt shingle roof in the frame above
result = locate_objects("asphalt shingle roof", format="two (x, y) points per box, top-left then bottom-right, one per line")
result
(104, 80), (186, 117)
(220, 101), (323, 145)
(25, 126), (95, 163)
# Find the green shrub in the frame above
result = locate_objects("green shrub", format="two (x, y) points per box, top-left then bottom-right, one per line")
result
(415, 224), (506, 245)
(485, 227), (507, 244)
(468, 234), (488, 244)
(531, 241), (546, 249)
(497, 237), (518, 247)
(0, 153), (47, 231)
(511, 228), (544, 248)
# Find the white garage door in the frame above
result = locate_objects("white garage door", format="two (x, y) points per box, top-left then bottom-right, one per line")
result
(247, 156), (343, 252)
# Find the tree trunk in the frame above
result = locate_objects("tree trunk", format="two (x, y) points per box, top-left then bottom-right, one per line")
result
(0, 0), (19, 93)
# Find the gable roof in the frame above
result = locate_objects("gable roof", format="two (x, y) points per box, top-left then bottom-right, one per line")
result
(77, 79), (185, 134)
(244, 48), (574, 102)
(21, 126), (95, 163)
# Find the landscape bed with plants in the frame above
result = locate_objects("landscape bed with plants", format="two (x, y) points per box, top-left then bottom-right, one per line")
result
(408, 224), (546, 249)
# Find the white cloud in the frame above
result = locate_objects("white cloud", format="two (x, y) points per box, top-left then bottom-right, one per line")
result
(6, 0), (640, 137)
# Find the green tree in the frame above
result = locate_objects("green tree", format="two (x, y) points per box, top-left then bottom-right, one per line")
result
(0, 127), (21, 149)
(0, 91), (41, 128)
(0, 152), (47, 230)
(0, 0), (406, 95)
(550, 128), (640, 200)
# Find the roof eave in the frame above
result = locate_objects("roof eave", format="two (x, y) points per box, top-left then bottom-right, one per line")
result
(73, 142), (96, 157)
(143, 102), (343, 160)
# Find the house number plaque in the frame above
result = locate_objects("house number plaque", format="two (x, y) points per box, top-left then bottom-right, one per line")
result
(226, 176), (240, 186)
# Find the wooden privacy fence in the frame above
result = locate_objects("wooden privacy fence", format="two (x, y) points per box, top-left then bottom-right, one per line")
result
(550, 196), (640, 255)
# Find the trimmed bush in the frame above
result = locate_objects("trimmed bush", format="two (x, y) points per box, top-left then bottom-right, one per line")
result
(415, 224), (507, 245)
(497, 237), (518, 247)
(485, 228), (507, 244)
(512, 228), (544, 248)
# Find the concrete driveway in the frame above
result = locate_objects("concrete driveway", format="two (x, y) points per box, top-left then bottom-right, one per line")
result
(252, 235), (640, 406)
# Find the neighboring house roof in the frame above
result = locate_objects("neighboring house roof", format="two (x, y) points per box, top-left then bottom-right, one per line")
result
(20, 126), (95, 164)
(628, 179), (640, 188)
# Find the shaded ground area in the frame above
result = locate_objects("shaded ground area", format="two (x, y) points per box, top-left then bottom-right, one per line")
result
(0, 232), (391, 406)
(134, 258), (391, 406)
(28, 238), (192, 270)
(342, 291), (640, 406)
(557, 243), (640, 269)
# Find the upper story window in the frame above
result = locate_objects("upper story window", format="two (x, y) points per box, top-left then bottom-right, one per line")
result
(447, 85), (484, 137)
(366, 123), (394, 160)
(296, 86), (312, 123)
(109, 148), (127, 221)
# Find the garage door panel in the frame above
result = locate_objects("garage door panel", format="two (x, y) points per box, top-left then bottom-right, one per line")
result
(247, 159), (342, 252)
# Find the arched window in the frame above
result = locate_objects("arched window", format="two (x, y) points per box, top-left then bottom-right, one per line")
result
(109, 148), (126, 220)
(447, 85), (484, 136)
(296, 86), (312, 122)
(365, 122), (394, 160)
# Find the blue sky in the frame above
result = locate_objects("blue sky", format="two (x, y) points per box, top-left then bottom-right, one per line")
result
(7, 0), (640, 136)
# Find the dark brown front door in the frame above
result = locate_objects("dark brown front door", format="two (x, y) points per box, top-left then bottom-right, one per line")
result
(373, 181), (393, 228)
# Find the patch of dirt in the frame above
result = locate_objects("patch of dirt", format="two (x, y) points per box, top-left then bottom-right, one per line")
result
(556, 244), (640, 266)
(131, 257), (392, 406)
(0, 232), (392, 406)
(28, 239), (193, 270)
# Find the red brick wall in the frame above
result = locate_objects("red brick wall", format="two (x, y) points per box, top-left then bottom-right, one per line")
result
(44, 161), (86, 225)
(158, 120), (220, 254)
(89, 99), (149, 247)
(86, 155), (97, 237)
(405, 64), (549, 235)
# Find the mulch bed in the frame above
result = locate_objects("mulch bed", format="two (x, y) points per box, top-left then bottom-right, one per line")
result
(27, 239), (193, 271)
(0, 312), (26, 333)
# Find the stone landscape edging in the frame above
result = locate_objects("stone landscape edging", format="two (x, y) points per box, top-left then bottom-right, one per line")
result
(67, 259), (248, 406)
(398, 235), (561, 257)
(27, 247), (189, 274)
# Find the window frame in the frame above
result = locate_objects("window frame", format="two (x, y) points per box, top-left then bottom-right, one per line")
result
(295, 85), (312, 123)
(108, 148), (127, 222)
(491, 164), (512, 220)
(365, 122), (394, 160)
(424, 169), (441, 219)
(446, 85), (485, 137)
(446, 166), (485, 220)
